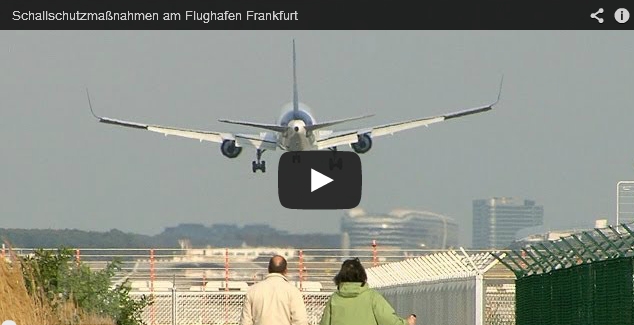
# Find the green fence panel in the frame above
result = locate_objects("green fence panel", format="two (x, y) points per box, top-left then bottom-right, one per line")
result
(516, 257), (634, 325)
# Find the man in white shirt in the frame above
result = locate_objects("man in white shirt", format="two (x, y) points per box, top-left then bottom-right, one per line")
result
(241, 255), (308, 325)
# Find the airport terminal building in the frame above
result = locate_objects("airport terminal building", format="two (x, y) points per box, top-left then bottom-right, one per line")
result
(341, 207), (459, 250)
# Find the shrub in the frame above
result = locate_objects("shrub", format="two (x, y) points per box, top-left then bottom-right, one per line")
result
(20, 247), (152, 325)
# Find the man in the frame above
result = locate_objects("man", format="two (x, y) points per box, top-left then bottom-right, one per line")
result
(241, 255), (308, 325)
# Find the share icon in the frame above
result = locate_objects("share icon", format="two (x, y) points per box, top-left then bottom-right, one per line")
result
(591, 8), (604, 23)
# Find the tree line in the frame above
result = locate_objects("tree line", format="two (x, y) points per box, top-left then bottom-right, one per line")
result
(0, 223), (341, 248)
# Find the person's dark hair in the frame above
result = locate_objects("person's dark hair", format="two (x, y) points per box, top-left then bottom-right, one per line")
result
(268, 255), (287, 274)
(334, 257), (367, 286)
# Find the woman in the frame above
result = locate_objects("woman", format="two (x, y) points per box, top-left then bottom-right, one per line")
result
(319, 258), (416, 325)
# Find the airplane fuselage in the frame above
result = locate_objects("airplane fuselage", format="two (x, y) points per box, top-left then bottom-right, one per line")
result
(276, 103), (319, 151)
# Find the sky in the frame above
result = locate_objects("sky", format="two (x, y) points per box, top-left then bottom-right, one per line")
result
(1, 31), (633, 247)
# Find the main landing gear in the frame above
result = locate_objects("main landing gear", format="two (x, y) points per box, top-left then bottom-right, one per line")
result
(252, 149), (266, 173)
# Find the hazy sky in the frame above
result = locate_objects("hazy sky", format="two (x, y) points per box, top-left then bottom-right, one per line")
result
(1, 31), (633, 246)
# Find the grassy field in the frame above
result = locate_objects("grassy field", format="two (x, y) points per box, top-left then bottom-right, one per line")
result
(0, 255), (114, 325)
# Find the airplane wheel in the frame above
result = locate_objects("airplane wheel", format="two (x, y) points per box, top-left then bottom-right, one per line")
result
(261, 161), (266, 172)
(252, 161), (257, 173)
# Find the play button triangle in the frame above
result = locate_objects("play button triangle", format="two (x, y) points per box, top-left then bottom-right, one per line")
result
(311, 168), (333, 192)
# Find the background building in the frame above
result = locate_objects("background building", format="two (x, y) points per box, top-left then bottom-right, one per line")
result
(617, 181), (634, 225)
(509, 219), (610, 249)
(472, 197), (544, 249)
(341, 207), (459, 250)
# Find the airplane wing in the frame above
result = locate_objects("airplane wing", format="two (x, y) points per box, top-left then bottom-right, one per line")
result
(86, 90), (277, 151)
(234, 133), (278, 150)
(315, 76), (503, 150)
(315, 130), (360, 149)
(316, 105), (492, 150)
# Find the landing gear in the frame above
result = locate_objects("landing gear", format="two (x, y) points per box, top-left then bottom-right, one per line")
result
(328, 147), (342, 170)
(252, 161), (266, 173)
(329, 157), (342, 170)
(252, 149), (266, 173)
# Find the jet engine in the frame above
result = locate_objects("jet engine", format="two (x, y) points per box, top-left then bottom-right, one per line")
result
(220, 140), (242, 158)
(351, 133), (372, 154)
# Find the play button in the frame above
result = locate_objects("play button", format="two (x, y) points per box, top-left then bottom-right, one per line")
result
(278, 151), (362, 209)
(311, 169), (333, 192)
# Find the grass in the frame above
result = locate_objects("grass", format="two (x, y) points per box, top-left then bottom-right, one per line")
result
(1, 252), (115, 325)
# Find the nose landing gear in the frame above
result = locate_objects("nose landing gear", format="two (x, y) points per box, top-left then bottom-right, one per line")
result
(252, 149), (266, 173)
(328, 147), (342, 170)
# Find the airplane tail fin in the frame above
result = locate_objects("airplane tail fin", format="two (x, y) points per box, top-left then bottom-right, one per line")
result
(304, 114), (375, 131)
(290, 40), (374, 131)
(292, 39), (299, 117)
(219, 41), (374, 133)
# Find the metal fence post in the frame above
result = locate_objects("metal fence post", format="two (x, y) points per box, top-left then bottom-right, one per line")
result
(171, 286), (177, 325)
(203, 272), (207, 324)
(225, 248), (229, 325)
(372, 240), (378, 267)
(475, 273), (483, 325)
(299, 250), (304, 291)
(460, 247), (483, 325)
(150, 248), (155, 325)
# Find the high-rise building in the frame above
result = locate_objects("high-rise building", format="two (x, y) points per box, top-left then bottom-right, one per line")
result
(472, 197), (544, 249)
(617, 181), (634, 225)
(341, 207), (459, 250)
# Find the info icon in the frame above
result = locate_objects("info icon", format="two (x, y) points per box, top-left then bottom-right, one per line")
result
(278, 151), (362, 209)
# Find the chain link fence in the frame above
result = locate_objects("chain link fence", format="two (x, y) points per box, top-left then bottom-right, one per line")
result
(366, 249), (516, 325)
(484, 280), (515, 325)
(130, 291), (332, 325)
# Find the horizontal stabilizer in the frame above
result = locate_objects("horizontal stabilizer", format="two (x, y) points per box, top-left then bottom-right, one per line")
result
(304, 114), (375, 132)
(218, 119), (288, 133)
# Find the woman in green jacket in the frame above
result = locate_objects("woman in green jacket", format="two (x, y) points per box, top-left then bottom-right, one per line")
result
(319, 258), (416, 325)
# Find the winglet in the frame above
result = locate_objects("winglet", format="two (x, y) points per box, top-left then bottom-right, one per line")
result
(86, 88), (101, 119)
(490, 74), (504, 107)
(442, 75), (503, 120)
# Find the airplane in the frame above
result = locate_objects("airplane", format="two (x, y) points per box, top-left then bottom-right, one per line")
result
(87, 40), (502, 173)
